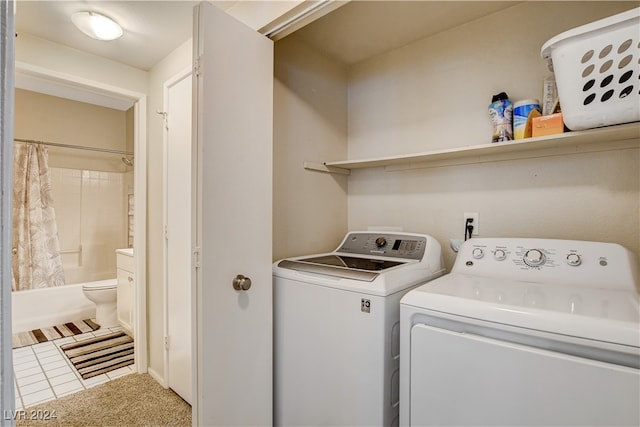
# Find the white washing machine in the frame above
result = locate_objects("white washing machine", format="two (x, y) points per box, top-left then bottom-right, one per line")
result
(274, 231), (445, 427)
(400, 238), (640, 426)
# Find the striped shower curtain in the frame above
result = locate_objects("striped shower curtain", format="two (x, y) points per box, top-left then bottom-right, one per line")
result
(11, 143), (65, 291)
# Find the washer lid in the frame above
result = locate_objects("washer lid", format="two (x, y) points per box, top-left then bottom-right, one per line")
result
(277, 255), (406, 282)
(401, 273), (640, 348)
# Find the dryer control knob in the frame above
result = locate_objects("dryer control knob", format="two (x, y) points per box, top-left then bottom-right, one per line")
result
(524, 249), (546, 267)
(494, 249), (507, 261)
(566, 253), (582, 266)
(472, 247), (484, 259)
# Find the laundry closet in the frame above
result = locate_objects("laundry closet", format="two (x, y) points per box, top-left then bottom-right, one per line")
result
(272, 1), (640, 268)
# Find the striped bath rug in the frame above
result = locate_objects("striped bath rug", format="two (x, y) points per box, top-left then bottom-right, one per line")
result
(12, 319), (101, 349)
(61, 331), (134, 379)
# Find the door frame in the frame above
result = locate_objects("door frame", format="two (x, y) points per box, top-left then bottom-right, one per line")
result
(14, 61), (149, 373)
(1, 1), (16, 420)
(161, 66), (193, 390)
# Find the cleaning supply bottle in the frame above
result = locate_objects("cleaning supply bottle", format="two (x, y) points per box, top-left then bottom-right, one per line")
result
(488, 92), (513, 142)
(513, 99), (541, 139)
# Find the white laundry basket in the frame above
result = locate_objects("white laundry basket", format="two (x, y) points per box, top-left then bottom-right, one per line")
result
(541, 7), (639, 130)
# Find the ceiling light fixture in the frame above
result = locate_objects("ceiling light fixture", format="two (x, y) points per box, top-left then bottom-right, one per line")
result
(71, 11), (123, 41)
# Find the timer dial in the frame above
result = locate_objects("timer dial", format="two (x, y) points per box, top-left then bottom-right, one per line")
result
(523, 249), (546, 267)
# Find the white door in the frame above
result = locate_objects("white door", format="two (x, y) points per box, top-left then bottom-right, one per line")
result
(193, 3), (273, 426)
(165, 69), (192, 404)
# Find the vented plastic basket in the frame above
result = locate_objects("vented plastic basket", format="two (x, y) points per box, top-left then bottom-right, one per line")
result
(541, 8), (639, 130)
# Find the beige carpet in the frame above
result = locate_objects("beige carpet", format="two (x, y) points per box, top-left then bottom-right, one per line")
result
(17, 374), (191, 427)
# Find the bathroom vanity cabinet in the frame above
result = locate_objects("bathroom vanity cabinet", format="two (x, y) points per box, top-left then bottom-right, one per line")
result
(116, 248), (134, 337)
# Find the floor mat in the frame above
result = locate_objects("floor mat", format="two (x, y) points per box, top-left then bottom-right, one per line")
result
(61, 331), (134, 379)
(12, 319), (101, 349)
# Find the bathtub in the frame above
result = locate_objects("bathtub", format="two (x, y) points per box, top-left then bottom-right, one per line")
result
(11, 279), (116, 333)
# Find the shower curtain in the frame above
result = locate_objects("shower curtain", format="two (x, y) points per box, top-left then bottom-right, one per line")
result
(11, 143), (65, 291)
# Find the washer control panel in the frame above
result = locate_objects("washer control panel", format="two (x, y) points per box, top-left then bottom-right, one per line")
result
(455, 238), (638, 290)
(337, 232), (428, 260)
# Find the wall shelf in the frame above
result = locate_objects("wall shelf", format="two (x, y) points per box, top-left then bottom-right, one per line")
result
(305, 122), (640, 173)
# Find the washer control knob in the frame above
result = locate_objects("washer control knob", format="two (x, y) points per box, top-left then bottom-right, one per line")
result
(566, 253), (582, 266)
(494, 249), (507, 261)
(375, 237), (387, 248)
(524, 249), (546, 267)
(472, 247), (484, 259)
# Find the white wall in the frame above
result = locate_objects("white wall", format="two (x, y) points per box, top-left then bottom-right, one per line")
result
(345, 2), (639, 269)
(16, 33), (148, 95)
(274, 36), (349, 260)
(14, 89), (129, 171)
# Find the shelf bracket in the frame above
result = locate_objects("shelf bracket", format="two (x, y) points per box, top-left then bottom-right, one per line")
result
(303, 161), (350, 175)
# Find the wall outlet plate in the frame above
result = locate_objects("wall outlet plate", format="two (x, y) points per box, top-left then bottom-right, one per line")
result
(464, 212), (479, 237)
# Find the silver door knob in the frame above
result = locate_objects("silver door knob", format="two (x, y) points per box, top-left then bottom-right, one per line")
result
(232, 274), (252, 291)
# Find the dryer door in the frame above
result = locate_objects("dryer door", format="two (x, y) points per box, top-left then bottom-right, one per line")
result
(409, 324), (639, 426)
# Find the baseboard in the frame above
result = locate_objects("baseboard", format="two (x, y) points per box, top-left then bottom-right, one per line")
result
(147, 367), (168, 388)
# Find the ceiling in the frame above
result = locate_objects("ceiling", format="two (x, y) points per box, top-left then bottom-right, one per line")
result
(15, 1), (520, 72)
(15, 0), (201, 71)
(292, 1), (517, 65)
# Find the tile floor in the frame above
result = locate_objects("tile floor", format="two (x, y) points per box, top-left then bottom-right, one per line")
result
(13, 325), (135, 410)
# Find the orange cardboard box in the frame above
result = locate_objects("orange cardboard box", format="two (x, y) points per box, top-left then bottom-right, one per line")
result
(532, 113), (564, 137)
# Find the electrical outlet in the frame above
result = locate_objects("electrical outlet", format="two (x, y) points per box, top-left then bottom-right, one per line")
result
(463, 212), (479, 237)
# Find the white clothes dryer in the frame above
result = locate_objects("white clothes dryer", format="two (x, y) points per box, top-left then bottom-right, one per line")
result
(274, 231), (444, 427)
(400, 238), (640, 426)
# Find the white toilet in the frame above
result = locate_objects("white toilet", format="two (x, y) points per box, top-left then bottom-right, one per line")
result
(82, 279), (118, 328)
